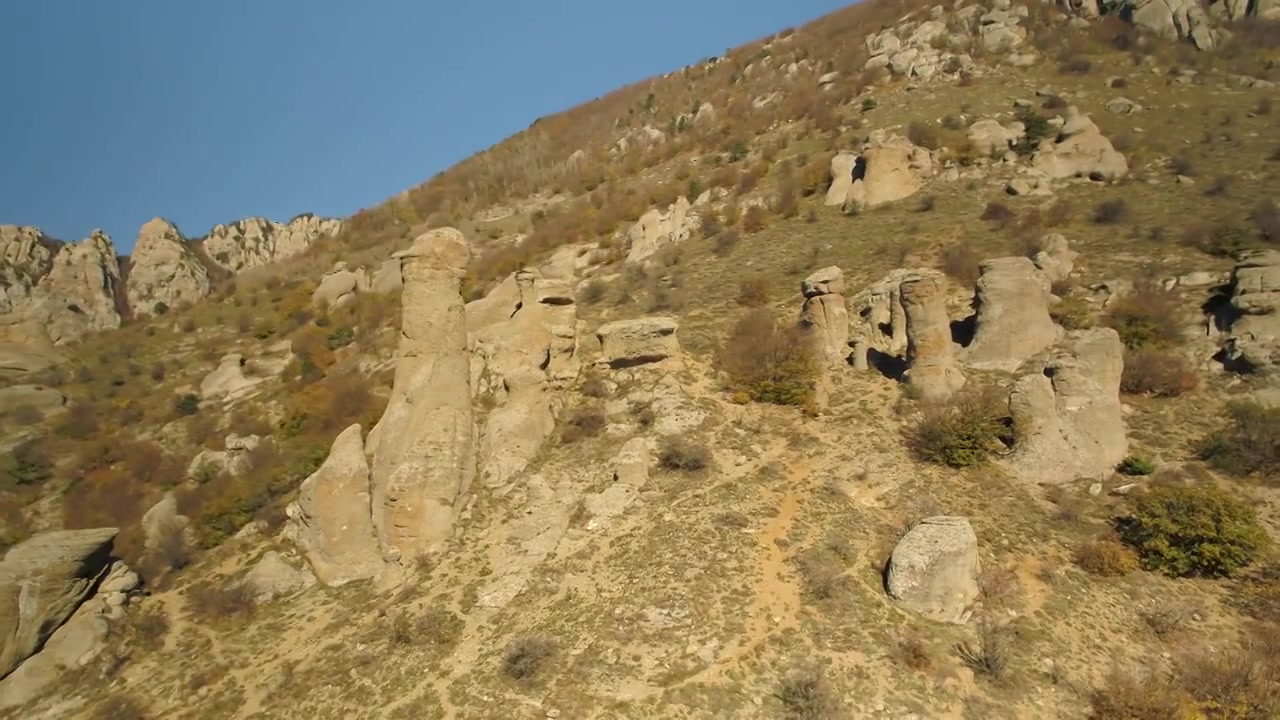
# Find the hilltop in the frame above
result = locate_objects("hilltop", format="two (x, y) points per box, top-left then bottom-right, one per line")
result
(1, 1), (1279, 718)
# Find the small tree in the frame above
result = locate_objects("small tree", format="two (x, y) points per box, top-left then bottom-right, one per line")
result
(1119, 484), (1268, 577)
(721, 309), (817, 407)
(906, 389), (1013, 468)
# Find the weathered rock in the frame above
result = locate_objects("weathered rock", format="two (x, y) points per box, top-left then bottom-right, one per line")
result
(1031, 107), (1129, 182)
(368, 228), (476, 562)
(626, 197), (699, 263)
(370, 259), (403, 294)
(243, 551), (316, 603)
(1032, 234), (1078, 284)
(968, 119), (1025, 156)
(199, 353), (258, 401)
(0, 226), (57, 318)
(186, 434), (261, 479)
(1222, 249), (1280, 373)
(0, 594), (109, 709)
(0, 384), (66, 418)
(125, 219), (211, 317)
(141, 492), (190, 557)
(596, 317), (680, 368)
(25, 231), (123, 343)
(801, 267), (850, 366)
(1005, 328), (1128, 483)
(0, 528), (117, 679)
(849, 269), (942, 357)
(887, 517), (980, 624)
(1105, 97), (1143, 114)
(286, 424), (384, 585)
(901, 274), (965, 400)
(201, 215), (342, 274)
(311, 262), (366, 309)
(963, 257), (1062, 372)
(1129, 0), (1221, 50)
(0, 322), (61, 379)
(826, 136), (933, 211)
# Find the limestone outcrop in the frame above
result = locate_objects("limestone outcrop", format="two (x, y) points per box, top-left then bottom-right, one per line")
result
(1005, 328), (1128, 483)
(0, 322), (60, 379)
(968, 119), (1025, 156)
(201, 215), (342, 274)
(849, 269), (944, 359)
(1032, 234), (1078, 285)
(596, 317), (680, 368)
(125, 218), (211, 317)
(962, 257), (1062, 372)
(200, 354), (260, 402)
(901, 274), (965, 400)
(1125, 0), (1221, 50)
(1221, 249), (1280, 373)
(0, 528), (117, 679)
(186, 433), (263, 479)
(626, 197), (698, 263)
(367, 228), (476, 562)
(0, 226), (58, 317)
(800, 267), (850, 366)
(1030, 107), (1129, 182)
(825, 135), (933, 211)
(887, 516), (980, 625)
(35, 231), (124, 341)
(311, 261), (370, 309)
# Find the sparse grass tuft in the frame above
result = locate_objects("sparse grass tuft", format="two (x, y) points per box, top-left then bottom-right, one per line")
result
(657, 437), (711, 473)
(939, 244), (981, 286)
(955, 617), (1009, 680)
(1092, 199), (1130, 224)
(561, 406), (606, 444)
(502, 636), (556, 681)
(188, 582), (256, 623)
(776, 667), (842, 719)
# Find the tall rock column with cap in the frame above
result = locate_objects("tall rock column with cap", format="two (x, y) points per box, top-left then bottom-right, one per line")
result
(367, 228), (476, 562)
(901, 274), (965, 400)
(800, 266), (850, 366)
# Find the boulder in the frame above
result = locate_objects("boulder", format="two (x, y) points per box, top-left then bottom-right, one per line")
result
(0, 385), (66, 418)
(626, 197), (698, 263)
(825, 136), (933, 211)
(849, 269), (943, 357)
(963, 257), (1062, 372)
(968, 119), (1024, 156)
(243, 551), (316, 603)
(0, 528), (117, 679)
(201, 215), (342, 274)
(595, 317), (680, 368)
(1005, 329), (1128, 483)
(1130, 0), (1221, 50)
(887, 517), (980, 624)
(311, 262), (365, 308)
(1222, 250), (1280, 373)
(370, 259), (403, 294)
(1031, 107), (1129, 182)
(199, 353), (258, 401)
(1032, 234), (1078, 284)
(901, 275), (965, 400)
(125, 218), (211, 318)
(286, 424), (385, 586)
(141, 492), (190, 558)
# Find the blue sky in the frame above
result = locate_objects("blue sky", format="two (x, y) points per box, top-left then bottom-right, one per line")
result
(0, 0), (849, 253)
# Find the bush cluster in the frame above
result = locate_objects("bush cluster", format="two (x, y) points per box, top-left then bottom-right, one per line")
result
(1118, 484), (1268, 578)
(905, 390), (1013, 468)
(721, 309), (818, 407)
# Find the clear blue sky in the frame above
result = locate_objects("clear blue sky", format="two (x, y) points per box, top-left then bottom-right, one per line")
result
(0, 0), (849, 253)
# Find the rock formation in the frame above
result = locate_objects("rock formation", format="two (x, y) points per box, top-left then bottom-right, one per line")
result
(849, 269), (943, 358)
(0, 384), (66, 418)
(967, 118), (1025, 156)
(825, 135), (933, 211)
(1031, 234), (1078, 285)
(886, 516), (980, 624)
(901, 274), (965, 400)
(800, 266), (850, 366)
(200, 214), (342, 274)
(1005, 328), (1128, 483)
(1126, 0), (1221, 50)
(311, 261), (369, 309)
(0, 528), (117, 679)
(1030, 107), (1129, 182)
(963, 257), (1062, 372)
(0, 226), (58, 317)
(626, 197), (698, 263)
(367, 228), (476, 562)
(243, 551), (316, 603)
(36, 230), (124, 341)
(186, 433), (263, 479)
(370, 258), (404, 294)
(141, 492), (191, 558)
(595, 317), (680, 368)
(0, 322), (60, 379)
(126, 218), (211, 317)
(1220, 249), (1280, 374)
(200, 354), (259, 402)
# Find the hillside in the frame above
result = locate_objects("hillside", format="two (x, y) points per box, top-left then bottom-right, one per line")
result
(2, 1), (1280, 718)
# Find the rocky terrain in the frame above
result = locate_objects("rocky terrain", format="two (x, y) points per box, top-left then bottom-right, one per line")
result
(2, 1), (1280, 718)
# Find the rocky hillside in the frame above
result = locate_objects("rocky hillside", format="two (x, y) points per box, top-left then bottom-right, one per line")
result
(2, 1), (1280, 718)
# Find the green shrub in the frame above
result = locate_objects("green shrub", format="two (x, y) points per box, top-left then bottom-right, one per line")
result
(721, 308), (817, 407)
(776, 667), (842, 719)
(1013, 108), (1051, 156)
(1118, 455), (1156, 477)
(1104, 283), (1184, 349)
(326, 327), (354, 350)
(905, 390), (1013, 468)
(1119, 484), (1268, 577)
(1, 441), (54, 488)
(173, 394), (201, 417)
(1050, 294), (1094, 330)
(1198, 401), (1280, 482)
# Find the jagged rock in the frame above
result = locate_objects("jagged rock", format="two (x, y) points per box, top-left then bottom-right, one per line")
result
(968, 119), (1025, 156)
(1222, 250), (1280, 373)
(849, 269), (943, 357)
(963, 257), (1062, 372)
(583, 437), (655, 529)
(801, 267), (850, 366)
(693, 102), (716, 125)
(286, 424), (385, 585)
(0, 225), (125, 343)
(901, 274), (965, 400)
(887, 517), (980, 624)
(1031, 107), (1129, 182)
(0, 226), (58, 317)
(626, 197), (698, 263)
(0, 528), (117, 679)
(0, 593), (109, 709)
(1006, 177), (1053, 196)
(1128, 0), (1221, 50)
(1005, 329), (1128, 483)
(825, 136), (933, 211)
(370, 259), (403, 294)
(186, 434), (261, 479)
(0, 385), (66, 418)
(200, 215), (342, 274)
(596, 317), (680, 368)
(367, 228), (476, 562)
(311, 261), (367, 308)
(613, 125), (666, 154)
(0, 322), (61, 379)
(980, 9), (1029, 53)
(199, 354), (259, 401)
(141, 492), (190, 557)
(1032, 234), (1078, 284)
(125, 219), (210, 318)
(243, 551), (316, 603)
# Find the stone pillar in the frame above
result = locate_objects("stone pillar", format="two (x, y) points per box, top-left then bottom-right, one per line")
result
(800, 266), (850, 366)
(901, 275), (965, 401)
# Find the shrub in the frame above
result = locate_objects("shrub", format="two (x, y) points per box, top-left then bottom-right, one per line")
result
(1104, 283), (1184, 349)
(1175, 637), (1280, 717)
(1138, 597), (1191, 639)
(721, 308), (817, 407)
(737, 277), (770, 307)
(560, 406), (606, 443)
(915, 195), (937, 213)
(326, 327), (355, 350)
(1013, 108), (1051, 155)
(1119, 484), (1268, 577)
(742, 205), (767, 234)
(1, 441), (54, 488)
(713, 230), (741, 257)
(1171, 152), (1196, 176)
(905, 389), (1013, 468)
(1074, 537), (1140, 576)
(980, 201), (1016, 228)
(657, 437), (711, 472)
(91, 695), (148, 720)
(579, 279), (607, 306)
(939, 244), (981, 286)
(10, 404), (44, 426)
(149, 362), (166, 382)
(1090, 668), (1195, 720)
(776, 667), (842, 719)
(58, 402), (100, 439)
(1252, 199), (1280, 242)
(1121, 349), (1199, 397)
(173, 394), (201, 417)
(1058, 56), (1093, 74)
(188, 582), (256, 622)
(502, 636), (556, 680)
(580, 373), (609, 398)
(1050, 294), (1093, 330)
(1118, 455), (1156, 477)
(955, 618), (1009, 679)
(906, 120), (941, 150)
(1092, 199), (1130, 224)
(128, 606), (171, 650)
(1197, 401), (1280, 482)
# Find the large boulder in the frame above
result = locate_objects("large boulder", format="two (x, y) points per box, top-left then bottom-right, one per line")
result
(1005, 328), (1128, 483)
(311, 261), (367, 309)
(1031, 107), (1129, 182)
(826, 136), (934, 211)
(1128, 0), (1221, 50)
(0, 384), (66, 418)
(0, 528), (117, 679)
(126, 219), (211, 317)
(201, 215), (342, 274)
(968, 119), (1025, 157)
(243, 551), (316, 603)
(595, 317), (680, 368)
(199, 353), (259, 402)
(1221, 249), (1280, 373)
(887, 517), (980, 624)
(901, 274), (965, 400)
(626, 197), (698, 263)
(962, 257), (1062, 372)
(1032, 234), (1078, 285)
(286, 425), (385, 586)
